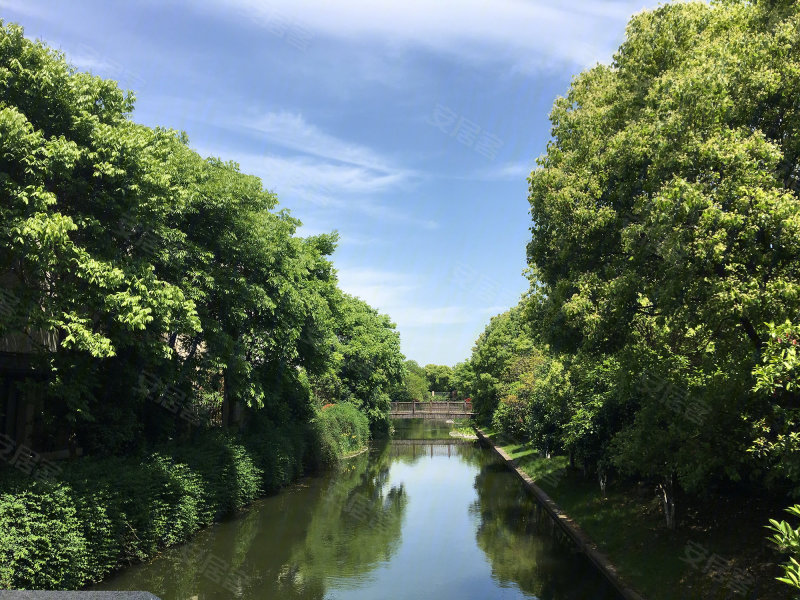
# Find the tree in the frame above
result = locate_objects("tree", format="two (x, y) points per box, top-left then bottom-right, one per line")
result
(524, 0), (800, 524)
(317, 292), (405, 434)
(767, 505), (800, 593)
(390, 360), (429, 402)
(0, 21), (397, 453)
(423, 364), (453, 394)
(0, 24), (199, 447)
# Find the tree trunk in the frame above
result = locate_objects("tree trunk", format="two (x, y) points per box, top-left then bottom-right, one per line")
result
(657, 475), (677, 530)
(222, 369), (231, 428)
(598, 468), (608, 498)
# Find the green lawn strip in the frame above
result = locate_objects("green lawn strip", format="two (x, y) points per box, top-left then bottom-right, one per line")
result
(485, 431), (763, 600)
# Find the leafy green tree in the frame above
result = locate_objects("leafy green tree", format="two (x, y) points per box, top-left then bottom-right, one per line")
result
(467, 306), (531, 423)
(451, 361), (475, 400)
(0, 21), (396, 453)
(524, 0), (800, 524)
(0, 23), (199, 447)
(390, 360), (429, 402)
(423, 364), (453, 394)
(313, 293), (404, 434)
(767, 505), (800, 592)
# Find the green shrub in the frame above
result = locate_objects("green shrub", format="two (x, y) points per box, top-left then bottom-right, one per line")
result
(312, 403), (370, 466)
(242, 418), (307, 492)
(491, 396), (530, 441)
(0, 480), (89, 589)
(0, 421), (308, 590)
(170, 431), (263, 518)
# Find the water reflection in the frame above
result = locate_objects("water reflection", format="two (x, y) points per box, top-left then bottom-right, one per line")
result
(94, 443), (407, 599)
(279, 442), (408, 597)
(95, 430), (620, 600)
(391, 418), (457, 440)
(472, 461), (620, 599)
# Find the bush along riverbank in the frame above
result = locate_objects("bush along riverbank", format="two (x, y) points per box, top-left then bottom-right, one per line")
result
(0, 409), (370, 591)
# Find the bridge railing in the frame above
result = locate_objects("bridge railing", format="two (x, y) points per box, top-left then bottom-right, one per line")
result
(390, 401), (473, 414)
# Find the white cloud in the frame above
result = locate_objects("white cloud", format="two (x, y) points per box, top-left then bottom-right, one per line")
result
(0, 0), (47, 18)
(477, 161), (536, 180)
(389, 305), (509, 327)
(191, 145), (400, 197)
(190, 141), (437, 229)
(336, 268), (417, 310)
(336, 267), (505, 327)
(67, 53), (119, 74)
(200, 0), (658, 69)
(191, 113), (413, 200)
(237, 111), (393, 171)
(294, 224), (385, 247)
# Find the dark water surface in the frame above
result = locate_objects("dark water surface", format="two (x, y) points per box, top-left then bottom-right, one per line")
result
(94, 420), (621, 599)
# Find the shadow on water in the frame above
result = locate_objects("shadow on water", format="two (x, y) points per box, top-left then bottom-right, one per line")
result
(94, 421), (622, 600)
(390, 417), (460, 440)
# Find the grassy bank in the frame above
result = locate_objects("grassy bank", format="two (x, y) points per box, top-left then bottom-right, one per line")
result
(0, 408), (370, 591)
(480, 428), (785, 600)
(450, 418), (478, 440)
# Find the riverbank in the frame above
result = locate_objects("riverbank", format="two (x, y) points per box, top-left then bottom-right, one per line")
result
(0, 410), (370, 591)
(93, 425), (623, 599)
(476, 427), (784, 600)
(475, 428), (644, 600)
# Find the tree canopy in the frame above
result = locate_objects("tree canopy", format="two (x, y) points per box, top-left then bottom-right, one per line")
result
(0, 22), (405, 452)
(460, 0), (800, 536)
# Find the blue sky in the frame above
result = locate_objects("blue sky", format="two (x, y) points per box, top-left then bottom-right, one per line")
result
(2, 0), (662, 366)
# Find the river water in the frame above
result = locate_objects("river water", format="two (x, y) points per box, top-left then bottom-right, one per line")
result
(94, 420), (621, 599)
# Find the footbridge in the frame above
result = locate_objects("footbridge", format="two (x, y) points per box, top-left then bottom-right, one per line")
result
(390, 400), (474, 420)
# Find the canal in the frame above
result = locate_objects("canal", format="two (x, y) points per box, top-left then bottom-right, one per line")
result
(94, 420), (622, 599)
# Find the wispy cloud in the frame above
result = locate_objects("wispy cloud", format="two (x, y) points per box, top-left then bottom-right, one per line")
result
(191, 146), (400, 197)
(477, 161), (536, 181)
(0, 0), (47, 19)
(197, 0), (657, 69)
(389, 305), (509, 327)
(237, 111), (394, 171)
(196, 111), (416, 198)
(189, 143), (436, 229)
(294, 224), (384, 248)
(336, 267), (505, 327)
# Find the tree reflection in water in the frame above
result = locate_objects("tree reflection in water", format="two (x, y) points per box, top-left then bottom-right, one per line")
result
(278, 441), (408, 597)
(93, 437), (619, 600)
(471, 459), (620, 600)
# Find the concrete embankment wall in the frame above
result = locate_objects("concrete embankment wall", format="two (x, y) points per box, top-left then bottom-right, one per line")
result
(474, 427), (645, 600)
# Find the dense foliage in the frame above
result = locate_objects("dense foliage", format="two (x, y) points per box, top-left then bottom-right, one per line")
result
(0, 21), (405, 450)
(0, 422), (310, 589)
(390, 360), (429, 402)
(312, 402), (371, 464)
(0, 21), (409, 590)
(458, 0), (800, 586)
